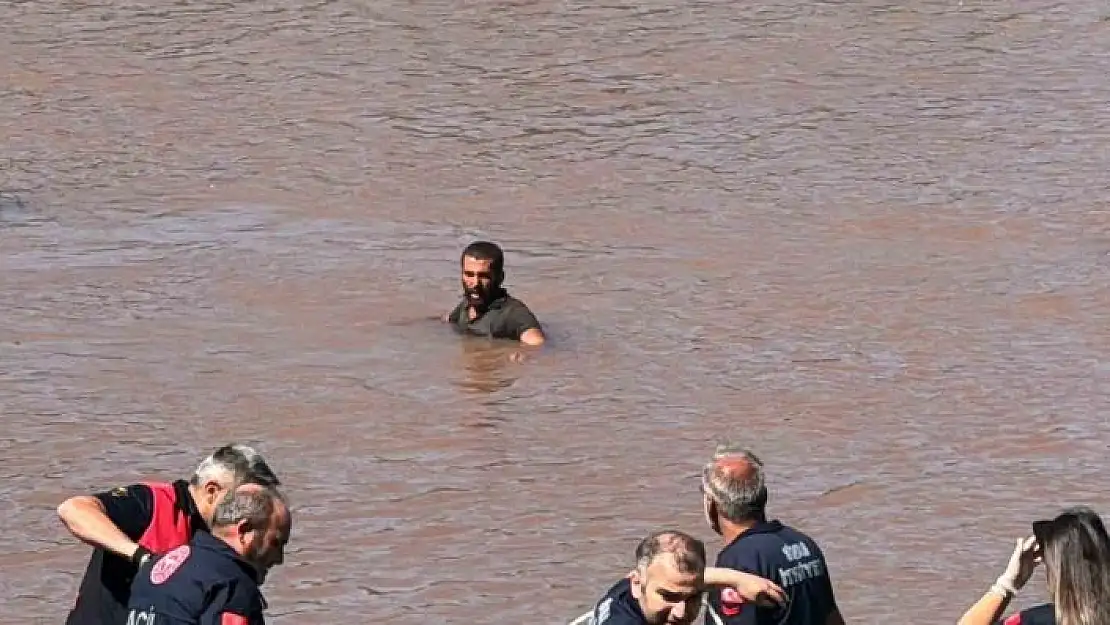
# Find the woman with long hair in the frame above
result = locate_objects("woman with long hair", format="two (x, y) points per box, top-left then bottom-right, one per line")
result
(957, 506), (1110, 625)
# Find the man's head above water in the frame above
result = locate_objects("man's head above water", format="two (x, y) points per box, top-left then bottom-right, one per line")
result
(629, 530), (707, 625)
(445, 240), (546, 346)
(459, 240), (506, 308)
(209, 483), (291, 585)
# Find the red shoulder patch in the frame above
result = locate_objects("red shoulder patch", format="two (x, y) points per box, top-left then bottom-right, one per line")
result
(720, 587), (746, 617)
(150, 545), (191, 585)
(221, 612), (249, 625)
(1003, 614), (1023, 625)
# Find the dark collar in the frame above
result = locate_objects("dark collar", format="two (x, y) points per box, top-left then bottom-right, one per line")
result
(172, 479), (209, 534)
(477, 289), (510, 311)
(722, 519), (785, 550)
(612, 578), (646, 622)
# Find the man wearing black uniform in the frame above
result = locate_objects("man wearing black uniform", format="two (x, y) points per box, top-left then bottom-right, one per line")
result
(442, 241), (546, 346)
(57, 444), (281, 625)
(576, 530), (786, 625)
(700, 444), (846, 625)
(126, 483), (291, 625)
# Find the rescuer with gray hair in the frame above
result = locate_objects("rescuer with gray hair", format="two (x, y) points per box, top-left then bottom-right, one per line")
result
(700, 442), (845, 625)
(58, 443), (282, 625)
(125, 483), (292, 625)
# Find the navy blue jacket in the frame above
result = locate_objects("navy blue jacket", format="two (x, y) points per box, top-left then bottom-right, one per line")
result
(587, 578), (648, 625)
(706, 520), (838, 625)
(126, 530), (266, 625)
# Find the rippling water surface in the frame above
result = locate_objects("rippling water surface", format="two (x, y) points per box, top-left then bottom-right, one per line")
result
(3, 0), (1110, 623)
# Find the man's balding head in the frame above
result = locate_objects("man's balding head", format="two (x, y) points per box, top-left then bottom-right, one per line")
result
(210, 483), (285, 531)
(635, 530), (707, 575)
(210, 483), (291, 585)
(630, 530), (706, 625)
(701, 442), (768, 524)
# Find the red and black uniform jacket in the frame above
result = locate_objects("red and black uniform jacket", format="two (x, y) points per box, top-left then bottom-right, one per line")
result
(66, 479), (206, 625)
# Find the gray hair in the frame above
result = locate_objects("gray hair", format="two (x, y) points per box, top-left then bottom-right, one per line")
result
(701, 441), (768, 523)
(190, 443), (281, 489)
(634, 529), (706, 576)
(210, 486), (286, 531)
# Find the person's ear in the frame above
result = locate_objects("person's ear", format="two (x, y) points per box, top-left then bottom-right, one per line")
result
(235, 519), (257, 547)
(704, 495), (722, 535)
(630, 568), (645, 600)
(203, 480), (225, 505)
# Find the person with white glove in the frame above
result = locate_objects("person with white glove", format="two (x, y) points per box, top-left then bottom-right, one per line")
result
(957, 506), (1110, 625)
(957, 536), (1040, 625)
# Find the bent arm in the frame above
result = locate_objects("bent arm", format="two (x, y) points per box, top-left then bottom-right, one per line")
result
(704, 566), (768, 587)
(56, 495), (143, 560)
(957, 589), (1011, 625)
(703, 567), (785, 606)
(506, 304), (545, 346)
(444, 300), (465, 325)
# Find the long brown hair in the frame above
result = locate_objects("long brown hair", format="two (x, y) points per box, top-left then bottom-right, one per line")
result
(1033, 507), (1110, 625)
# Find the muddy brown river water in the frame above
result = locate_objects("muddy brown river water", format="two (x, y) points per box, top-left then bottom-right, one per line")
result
(3, 0), (1110, 623)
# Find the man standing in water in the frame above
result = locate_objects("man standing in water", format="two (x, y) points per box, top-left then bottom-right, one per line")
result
(57, 444), (281, 625)
(443, 240), (546, 346)
(699, 443), (845, 625)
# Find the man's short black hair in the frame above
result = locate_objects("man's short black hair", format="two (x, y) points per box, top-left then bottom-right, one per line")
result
(461, 241), (505, 275)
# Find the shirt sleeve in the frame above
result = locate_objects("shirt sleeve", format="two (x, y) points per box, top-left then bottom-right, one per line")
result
(815, 544), (840, 617)
(92, 484), (155, 541)
(499, 302), (542, 340)
(447, 300), (466, 325)
(199, 582), (266, 625)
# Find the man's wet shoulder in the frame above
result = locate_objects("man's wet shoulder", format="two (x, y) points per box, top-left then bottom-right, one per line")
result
(492, 293), (532, 310)
(495, 294), (541, 322)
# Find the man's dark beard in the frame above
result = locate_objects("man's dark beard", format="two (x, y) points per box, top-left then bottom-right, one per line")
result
(463, 283), (502, 310)
(244, 540), (267, 583)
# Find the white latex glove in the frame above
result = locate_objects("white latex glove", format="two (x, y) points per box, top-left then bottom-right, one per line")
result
(996, 535), (1039, 594)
